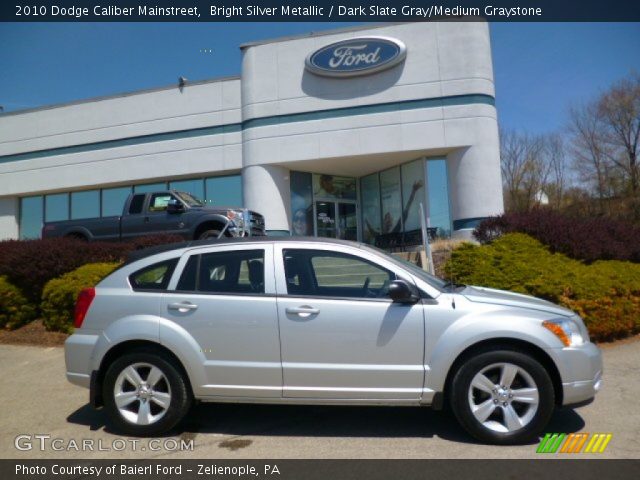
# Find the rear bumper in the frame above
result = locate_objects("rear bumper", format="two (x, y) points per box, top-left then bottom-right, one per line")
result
(65, 332), (100, 389)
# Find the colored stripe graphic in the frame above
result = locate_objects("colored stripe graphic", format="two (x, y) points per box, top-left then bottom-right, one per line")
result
(538, 433), (612, 454)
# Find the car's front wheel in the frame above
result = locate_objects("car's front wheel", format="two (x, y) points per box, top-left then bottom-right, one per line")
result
(103, 351), (192, 436)
(450, 350), (555, 444)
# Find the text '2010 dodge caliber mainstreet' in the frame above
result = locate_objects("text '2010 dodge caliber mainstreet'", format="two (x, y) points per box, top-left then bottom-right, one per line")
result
(65, 238), (602, 444)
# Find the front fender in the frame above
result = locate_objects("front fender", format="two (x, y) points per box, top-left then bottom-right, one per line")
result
(190, 214), (231, 237)
(425, 308), (563, 393)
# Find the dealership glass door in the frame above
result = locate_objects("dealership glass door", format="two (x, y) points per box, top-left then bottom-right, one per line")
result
(314, 201), (358, 240)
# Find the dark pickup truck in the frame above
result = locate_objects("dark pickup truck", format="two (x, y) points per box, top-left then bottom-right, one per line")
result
(42, 190), (266, 241)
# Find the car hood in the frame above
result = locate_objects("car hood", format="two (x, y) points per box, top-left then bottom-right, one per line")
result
(461, 285), (574, 317)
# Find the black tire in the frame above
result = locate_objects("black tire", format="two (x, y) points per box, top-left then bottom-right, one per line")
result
(449, 349), (555, 445)
(198, 229), (222, 240)
(103, 350), (192, 436)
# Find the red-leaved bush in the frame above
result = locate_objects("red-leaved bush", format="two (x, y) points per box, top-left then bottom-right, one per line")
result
(0, 234), (184, 306)
(474, 209), (640, 263)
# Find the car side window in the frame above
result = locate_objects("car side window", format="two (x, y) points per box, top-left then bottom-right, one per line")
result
(148, 193), (176, 213)
(128, 194), (146, 215)
(129, 258), (178, 291)
(283, 249), (395, 299)
(176, 250), (265, 294)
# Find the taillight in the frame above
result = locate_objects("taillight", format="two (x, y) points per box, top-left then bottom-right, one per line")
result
(74, 288), (95, 329)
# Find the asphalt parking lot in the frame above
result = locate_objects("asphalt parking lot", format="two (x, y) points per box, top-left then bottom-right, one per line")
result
(1, 340), (639, 459)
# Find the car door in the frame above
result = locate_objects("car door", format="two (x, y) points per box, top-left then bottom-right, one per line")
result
(274, 243), (425, 400)
(142, 192), (190, 237)
(160, 243), (282, 398)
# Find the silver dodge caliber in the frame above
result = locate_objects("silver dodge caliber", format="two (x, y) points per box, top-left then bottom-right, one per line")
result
(65, 237), (602, 444)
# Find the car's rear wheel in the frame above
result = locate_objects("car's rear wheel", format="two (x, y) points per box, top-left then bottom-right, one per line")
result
(450, 350), (554, 444)
(103, 351), (191, 436)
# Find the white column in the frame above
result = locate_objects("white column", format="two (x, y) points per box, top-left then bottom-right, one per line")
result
(242, 165), (291, 233)
(447, 143), (504, 239)
(0, 197), (20, 240)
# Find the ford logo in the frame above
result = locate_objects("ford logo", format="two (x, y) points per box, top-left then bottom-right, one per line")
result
(305, 36), (407, 78)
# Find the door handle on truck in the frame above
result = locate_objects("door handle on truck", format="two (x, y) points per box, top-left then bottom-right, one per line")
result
(285, 306), (320, 317)
(168, 302), (198, 312)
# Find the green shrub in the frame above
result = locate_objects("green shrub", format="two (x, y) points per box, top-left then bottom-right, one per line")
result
(444, 233), (640, 342)
(41, 262), (121, 333)
(0, 276), (36, 330)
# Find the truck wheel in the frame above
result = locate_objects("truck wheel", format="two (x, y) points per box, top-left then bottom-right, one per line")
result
(198, 229), (222, 240)
(103, 351), (192, 436)
(449, 350), (554, 445)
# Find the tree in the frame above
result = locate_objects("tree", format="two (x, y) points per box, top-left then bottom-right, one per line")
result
(568, 101), (616, 208)
(545, 133), (567, 209)
(500, 130), (549, 212)
(597, 73), (640, 197)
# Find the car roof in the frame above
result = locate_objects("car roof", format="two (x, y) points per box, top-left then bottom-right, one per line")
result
(124, 236), (363, 264)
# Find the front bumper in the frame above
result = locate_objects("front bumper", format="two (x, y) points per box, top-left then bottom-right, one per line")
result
(548, 341), (603, 406)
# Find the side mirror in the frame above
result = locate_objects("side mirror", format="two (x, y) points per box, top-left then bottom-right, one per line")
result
(388, 280), (419, 304)
(167, 200), (184, 214)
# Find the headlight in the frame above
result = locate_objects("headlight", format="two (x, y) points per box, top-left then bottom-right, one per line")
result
(542, 318), (586, 347)
(226, 210), (245, 228)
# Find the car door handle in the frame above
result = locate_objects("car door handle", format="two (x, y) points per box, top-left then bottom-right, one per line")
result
(286, 306), (320, 317)
(168, 302), (198, 312)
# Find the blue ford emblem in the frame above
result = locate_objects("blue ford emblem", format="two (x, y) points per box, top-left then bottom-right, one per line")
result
(305, 36), (407, 78)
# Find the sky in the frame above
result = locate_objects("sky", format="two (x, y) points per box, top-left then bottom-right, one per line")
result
(0, 22), (639, 134)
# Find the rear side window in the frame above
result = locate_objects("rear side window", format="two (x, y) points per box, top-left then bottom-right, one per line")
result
(129, 258), (178, 291)
(128, 194), (145, 215)
(176, 250), (265, 294)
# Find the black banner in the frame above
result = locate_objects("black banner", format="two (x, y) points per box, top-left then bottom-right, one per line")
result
(2, 0), (640, 22)
(3, 459), (640, 480)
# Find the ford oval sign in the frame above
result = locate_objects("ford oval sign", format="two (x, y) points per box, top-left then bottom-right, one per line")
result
(305, 36), (407, 78)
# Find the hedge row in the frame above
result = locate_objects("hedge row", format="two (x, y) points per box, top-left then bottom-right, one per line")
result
(445, 233), (640, 342)
(41, 262), (121, 333)
(0, 276), (36, 330)
(0, 234), (183, 307)
(473, 209), (640, 263)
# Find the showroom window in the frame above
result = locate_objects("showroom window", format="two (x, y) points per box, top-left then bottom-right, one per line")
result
(71, 190), (100, 220)
(45, 193), (69, 223)
(170, 179), (205, 201)
(19, 196), (43, 239)
(134, 182), (168, 193)
(359, 157), (451, 248)
(205, 175), (242, 207)
(102, 186), (132, 217)
(18, 173), (243, 238)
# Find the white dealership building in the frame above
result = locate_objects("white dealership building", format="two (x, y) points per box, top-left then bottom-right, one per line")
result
(0, 22), (503, 246)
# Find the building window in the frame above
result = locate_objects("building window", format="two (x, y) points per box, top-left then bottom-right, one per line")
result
(401, 160), (426, 244)
(134, 182), (167, 193)
(379, 167), (403, 235)
(290, 171), (313, 236)
(312, 174), (356, 200)
(102, 186), (132, 217)
(426, 158), (452, 237)
(45, 193), (69, 223)
(169, 179), (205, 201)
(71, 190), (100, 220)
(19, 196), (43, 239)
(204, 175), (242, 207)
(360, 174), (381, 245)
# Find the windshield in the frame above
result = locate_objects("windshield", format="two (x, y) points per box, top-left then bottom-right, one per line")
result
(362, 244), (448, 292)
(175, 192), (204, 207)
